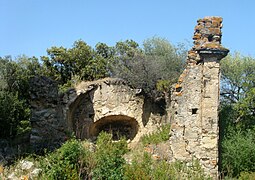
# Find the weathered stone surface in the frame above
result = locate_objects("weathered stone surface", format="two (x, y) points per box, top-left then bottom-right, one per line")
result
(30, 77), (165, 149)
(63, 78), (165, 143)
(31, 168), (42, 177)
(191, 16), (229, 61)
(28, 16), (228, 179)
(7, 172), (18, 180)
(29, 76), (67, 151)
(20, 160), (34, 170)
(169, 16), (229, 179)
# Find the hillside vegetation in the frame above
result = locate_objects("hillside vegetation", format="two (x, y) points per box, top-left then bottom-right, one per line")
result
(0, 37), (185, 140)
(1, 38), (255, 179)
(0, 126), (212, 180)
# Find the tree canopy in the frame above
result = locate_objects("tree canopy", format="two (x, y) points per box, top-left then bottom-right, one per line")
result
(0, 56), (38, 138)
(220, 53), (255, 177)
(111, 37), (186, 98)
(0, 37), (186, 139)
(41, 40), (109, 88)
(220, 53), (255, 128)
(2, 37), (255, 178)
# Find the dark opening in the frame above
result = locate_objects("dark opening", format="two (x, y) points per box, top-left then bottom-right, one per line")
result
(192, 108), (198, 114)
(176, 87), (182, 92)
(89, 115), (138, 141)
(208, 35), (213, 42)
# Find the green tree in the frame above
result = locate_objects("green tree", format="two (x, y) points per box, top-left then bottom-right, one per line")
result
(93, 132), (128, 179)
(221, 53), (255, 103)
(111, 37), (186, 99)
(220, 53), (255, 177)
(221, 128), (255, 177)
(42, 40), (110, 88)
(220, 53), (255, 127)
(0, 91), (30, 138)
(95, 42), (114, 59)
(0, 56), (38, 138)
(110, 39), (141, 78)
(143, 37), (186, 92)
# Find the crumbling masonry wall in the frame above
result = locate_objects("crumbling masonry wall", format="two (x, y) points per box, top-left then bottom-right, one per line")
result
(169, 16), (229, 178)
(29, 78), (166, 150)
(29, 16), (229, 178)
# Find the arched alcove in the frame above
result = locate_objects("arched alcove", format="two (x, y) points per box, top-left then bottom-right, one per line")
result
(89, 115), (139, 140)
(67, 91), (95, 140)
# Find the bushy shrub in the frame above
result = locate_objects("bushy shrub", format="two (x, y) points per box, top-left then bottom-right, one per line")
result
(141, 124), (170, 146)
(124, 152), (210, 180)
(111, 37), (186, 99)
(0, 91), (30, 138)
(124, 152), (153, 179)
(238, 171), (255, 180)
(39, 133), (128, 180)
(40, 139), (93, 180)
(4, 131), (214, 179)
(93, 132), (128, 180)
(221, 128), (255, 177)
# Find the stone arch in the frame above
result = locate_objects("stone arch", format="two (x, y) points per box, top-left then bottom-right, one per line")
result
(67, 89), (96, 140)
(89, 115), (139, 141)
(64, 78), (163, 143)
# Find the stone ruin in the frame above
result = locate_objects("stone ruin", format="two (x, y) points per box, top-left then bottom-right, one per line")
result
(29, 16), (229, 178)
(169, 16), (229, 177)
(30, 78), (166, 148)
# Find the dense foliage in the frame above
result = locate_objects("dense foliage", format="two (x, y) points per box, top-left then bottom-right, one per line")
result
(220, 53), (255, 178)
(2, 37), (255, 179)
(41, 37), (186, 96)
(40, 133), (128, 180)
(0, 91), (30, 138)
(124, 153), (210, 180)
(0, 37), (185, 139)
(221, 128), (255, 177)
(141, 124), (170, 146)
(0, 56), (40, 138)
(93, 132), (128, 179)
(41, 40), (110, 88)
(1, 132), (210, 180)
(111, 37), (186, 98)
(40, 139), (84, 179)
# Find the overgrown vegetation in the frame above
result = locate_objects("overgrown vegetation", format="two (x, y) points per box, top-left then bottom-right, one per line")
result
(40, 139), (86, 179)
(0, 56), (35, 138)
(93, 132), (128, 179)
(141, 124), (170, 145)
(1, 37), (255, 179)
(0, 37), (185, 140)
(38, 132), (128, 179)
(221, 128), (255, 177)
(124, 153), (210, 180)
(220, 52), (255, 178)
(1, 132), (211, 179)
(111, 37), (186, 98)
(0, 37), (186, 179)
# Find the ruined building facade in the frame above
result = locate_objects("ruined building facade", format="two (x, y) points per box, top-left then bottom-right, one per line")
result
(30, 78), (165, 149)
(29, 17), (229, 178)
(169, 17), (229, 177)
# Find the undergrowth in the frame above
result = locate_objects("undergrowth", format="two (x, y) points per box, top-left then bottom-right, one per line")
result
(141, 124), (170, 145)
(1, 129), (212, 180)
(125, 156), (211, 180)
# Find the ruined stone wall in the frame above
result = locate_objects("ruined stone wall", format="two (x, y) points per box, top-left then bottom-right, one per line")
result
(30, 77), (165, 149)
(169, 17), (229, 178)
(29, 76), (67, 150)
(29, 16), (229, 178)
(62, 78), (165, 143)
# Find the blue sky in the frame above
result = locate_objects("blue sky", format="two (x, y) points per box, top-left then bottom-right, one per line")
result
(1, 0), (255, 58)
